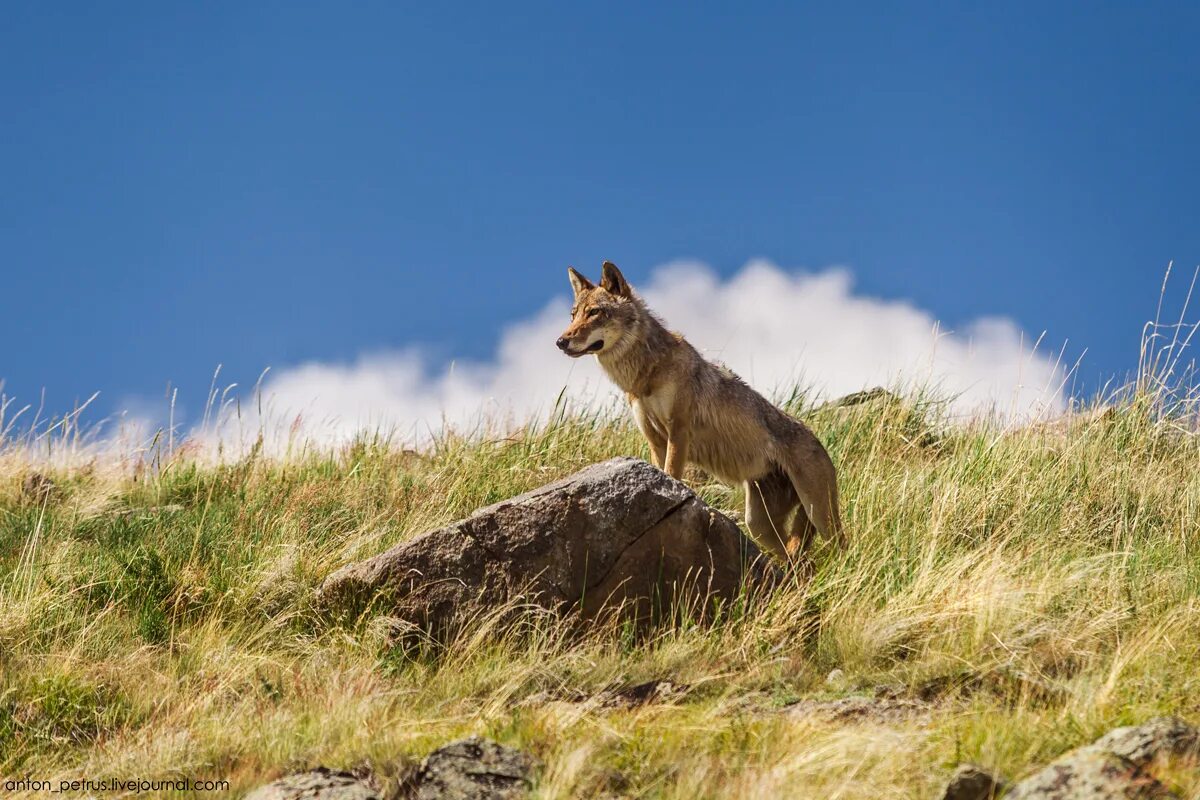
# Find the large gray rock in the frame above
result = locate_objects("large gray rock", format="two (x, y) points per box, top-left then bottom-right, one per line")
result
(316, 458), (772, 634)
(244, 768), (379, 800)
(410, 737), (534, 799)
(1006, 717), (1198, 800)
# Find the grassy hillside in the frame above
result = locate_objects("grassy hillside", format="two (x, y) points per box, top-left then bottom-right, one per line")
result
(1, 390), (1199, 798)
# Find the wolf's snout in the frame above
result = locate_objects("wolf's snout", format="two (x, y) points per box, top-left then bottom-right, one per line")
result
(555, 337), (570, 351)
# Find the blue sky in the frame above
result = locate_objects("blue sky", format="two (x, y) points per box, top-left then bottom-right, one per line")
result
(2, 2), (1198, 433)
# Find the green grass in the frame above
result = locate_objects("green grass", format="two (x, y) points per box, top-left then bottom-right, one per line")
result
(1, 390), (1199, 798)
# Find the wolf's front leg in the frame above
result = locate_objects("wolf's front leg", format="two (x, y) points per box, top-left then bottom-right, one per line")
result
(664, 430), (691, 480)
(631, 399), (668, 468)
(645, 433), (668, 470)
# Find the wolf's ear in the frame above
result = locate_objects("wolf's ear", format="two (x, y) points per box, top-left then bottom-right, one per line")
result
(600, 261), (631, 297)
(567, 267), (594, 296)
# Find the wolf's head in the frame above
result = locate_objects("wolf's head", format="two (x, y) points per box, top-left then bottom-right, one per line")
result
(556, 261), (640, 358)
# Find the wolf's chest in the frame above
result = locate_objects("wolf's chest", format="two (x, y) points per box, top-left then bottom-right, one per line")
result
(639, 386), (676, 430)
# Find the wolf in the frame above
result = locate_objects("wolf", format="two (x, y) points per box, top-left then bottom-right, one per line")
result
(556, 261), (845, 563)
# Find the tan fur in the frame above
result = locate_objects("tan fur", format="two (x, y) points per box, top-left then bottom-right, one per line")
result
(557, 261), (846, 563)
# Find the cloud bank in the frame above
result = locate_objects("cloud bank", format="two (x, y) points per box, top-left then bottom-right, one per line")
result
(204, 260), (1065, 452)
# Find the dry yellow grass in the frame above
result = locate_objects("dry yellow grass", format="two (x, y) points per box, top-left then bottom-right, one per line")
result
(2, 384), (1199, 798)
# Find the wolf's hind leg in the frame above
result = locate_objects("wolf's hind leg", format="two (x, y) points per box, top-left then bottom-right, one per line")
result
(787, 507), (817, 559)
(781, 442), (845, 548)
(744, 474), (794, 564)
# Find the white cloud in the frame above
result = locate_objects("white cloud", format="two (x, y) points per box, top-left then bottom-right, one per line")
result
(200, 260), (1066, 453)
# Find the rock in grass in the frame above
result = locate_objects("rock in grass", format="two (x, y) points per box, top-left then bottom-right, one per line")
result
(940, 764), (1006, 800)
(1005, 749), (1172, 799)
(787, 695), (929, 723)
(822, 387), (898, 408)
(409, 736), (534, 800)
(316, 457), (773, 635)
(21, 471), (57, 501)
(244, 767), (379, 800)
(1092, 716), (1199, 767)
(244, 738), (534, 800)
(1005, 717), (1199, 800)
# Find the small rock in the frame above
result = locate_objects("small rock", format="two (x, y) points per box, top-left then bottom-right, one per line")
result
(1005, 749), (1173, 800)
(825, 669), (846, 686)
(604, 680), (688, 708)
(1004, 718), (1199, 800)
(787, 695), (928, 724)
(21, 472), (56, 501)
(244, 768), (379, 800)
(941, 764), (1006, 800)
(823, 387), (898, 408)
(410, 736), (535, 800)
(1092, 716), (1199, 767)
(873, 683), (904, 700)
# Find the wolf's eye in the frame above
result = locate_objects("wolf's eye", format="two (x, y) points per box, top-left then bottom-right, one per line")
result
(587, 308), (602, 319)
